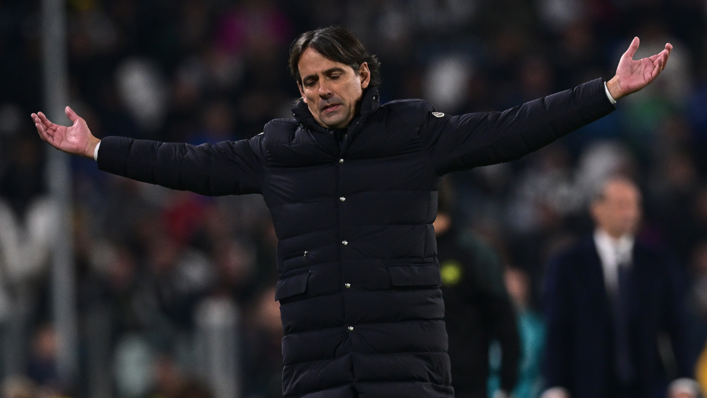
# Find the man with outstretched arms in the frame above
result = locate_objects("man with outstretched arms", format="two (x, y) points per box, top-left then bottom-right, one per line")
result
(34, 27), (671, 398)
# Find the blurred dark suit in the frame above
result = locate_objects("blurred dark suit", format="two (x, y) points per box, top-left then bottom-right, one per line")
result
(543, 235), (692, 398)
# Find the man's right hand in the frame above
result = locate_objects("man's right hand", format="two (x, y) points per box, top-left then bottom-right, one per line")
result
(606, 37), (672, 100)
(32, 106), (100, 159)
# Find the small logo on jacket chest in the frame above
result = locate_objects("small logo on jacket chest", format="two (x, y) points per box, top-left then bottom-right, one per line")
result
(432, 112), (445, 118)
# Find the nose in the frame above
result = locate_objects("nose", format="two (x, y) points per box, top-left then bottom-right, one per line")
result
(318, 80), (332, 98)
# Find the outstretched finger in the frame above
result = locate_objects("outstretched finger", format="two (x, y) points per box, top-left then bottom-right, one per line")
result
(65, 106), (80, 124)
(649, 50), (666, 66)
(650, 44), (673, 71)
(648, 47), (668, 62)
(652, 56), (666, 79)
(36, 112), (54, 129)
(654, 58), (664, 75)
(654, 50), (669, 73)
(625, 37), (640, 59)
(32, 112), (56, 138)
(32, 114), (47, 134)
(663, 45), (672, 69)
(35, 120), (53, 142)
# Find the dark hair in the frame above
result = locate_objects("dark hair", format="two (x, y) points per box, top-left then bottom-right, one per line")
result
(289, 26), (381, 87)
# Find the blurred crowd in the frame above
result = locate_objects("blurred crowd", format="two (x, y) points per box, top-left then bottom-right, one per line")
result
(1, 0), (707, 397)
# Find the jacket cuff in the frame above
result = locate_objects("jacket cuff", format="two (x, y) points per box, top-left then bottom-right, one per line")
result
(604, 81), (617, 104)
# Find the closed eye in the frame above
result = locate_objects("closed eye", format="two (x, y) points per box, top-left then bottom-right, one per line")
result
(301, 67), (347, 88)
(325, 68), (345, 79)
(302, 77), (317, 88)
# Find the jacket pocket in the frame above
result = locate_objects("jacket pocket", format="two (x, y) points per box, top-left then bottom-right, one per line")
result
(281, 251), (310, 273)
(275, 270), (311, 301)
(282, 250), (309, 261)
(389, 264), (441, 287)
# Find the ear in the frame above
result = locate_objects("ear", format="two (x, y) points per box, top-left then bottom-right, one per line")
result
(359, 62), (371, 89)
(297, 82), (307, 104)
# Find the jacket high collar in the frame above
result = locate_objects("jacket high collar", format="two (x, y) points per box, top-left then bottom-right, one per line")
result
(291, 87), (381, 133)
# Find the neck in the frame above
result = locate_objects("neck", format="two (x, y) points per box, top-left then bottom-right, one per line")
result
(596, 228), (633, 243)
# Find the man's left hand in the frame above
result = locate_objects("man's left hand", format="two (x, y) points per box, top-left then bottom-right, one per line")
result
(606, 36), (672, 100)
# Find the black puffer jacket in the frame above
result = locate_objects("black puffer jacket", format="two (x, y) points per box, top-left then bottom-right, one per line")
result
(97, 78), (614, 398)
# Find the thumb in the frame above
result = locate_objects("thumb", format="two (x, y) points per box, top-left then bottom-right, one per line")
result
(624, 36), (640, 59)
(65, 106), (80, 124)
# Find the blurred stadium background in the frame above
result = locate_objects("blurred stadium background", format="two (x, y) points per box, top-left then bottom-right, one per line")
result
(1, 0), (707, 397)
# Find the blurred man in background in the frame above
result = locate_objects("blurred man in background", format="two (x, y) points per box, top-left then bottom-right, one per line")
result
(434, 182), (520, 398)
(543, 177), (696, 398)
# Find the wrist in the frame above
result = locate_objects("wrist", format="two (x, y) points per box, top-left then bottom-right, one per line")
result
(606, 76), (624, 101)
(86, 136), (101, 159)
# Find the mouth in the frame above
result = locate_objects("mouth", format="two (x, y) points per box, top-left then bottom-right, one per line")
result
(321, 103), (341, 113)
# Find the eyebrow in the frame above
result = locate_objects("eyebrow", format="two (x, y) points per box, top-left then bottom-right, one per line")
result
(302, 67), (347, 84)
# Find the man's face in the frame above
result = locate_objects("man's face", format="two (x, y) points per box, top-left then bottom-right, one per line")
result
(591, 180), (642, 239)
(297, 47), (370, 129)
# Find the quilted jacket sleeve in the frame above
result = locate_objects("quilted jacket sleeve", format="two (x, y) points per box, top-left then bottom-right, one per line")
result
(97, 135), (266, 196)
(422, 78), (616, 175)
